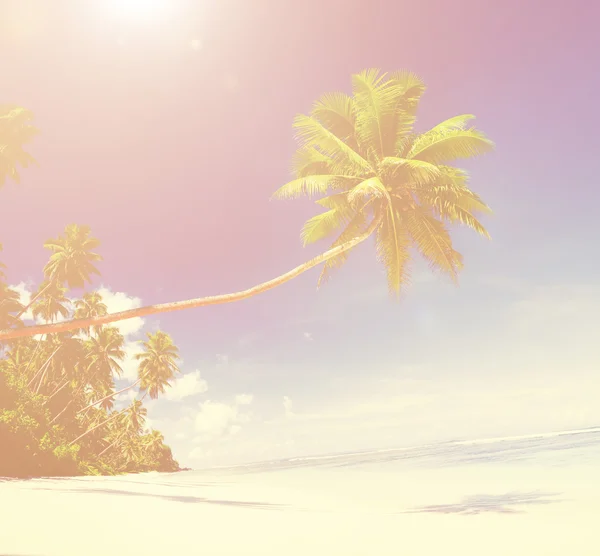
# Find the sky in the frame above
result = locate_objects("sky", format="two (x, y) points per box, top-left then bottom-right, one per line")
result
(1, 0), (599, 468)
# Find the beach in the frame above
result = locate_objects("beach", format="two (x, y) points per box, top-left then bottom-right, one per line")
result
(1, 429), (599, 555)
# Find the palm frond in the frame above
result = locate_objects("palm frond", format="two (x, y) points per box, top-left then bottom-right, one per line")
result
(383, 70), (426, 155)
(311, 92), (358, 149)
(291, 147), (334, 178)
(446, 205), (490, 238)
(428, 114), (476, 133)
(293, 114), (373, 174)
(317, 211), (369, 287)
(405, 209), (463, 281)
(300, 206), (352, 246)
(271, 174), (359, 200)
(436, 166), (492, 214)
(352, 69), (406, 162)
(408, 128), (495, 164)
(380, 157), (442, 186)
(316, 192), (352, 210)
(375, 208), (411, 295)
(422, 195), (491, 238)
(347, 177), (387, 208)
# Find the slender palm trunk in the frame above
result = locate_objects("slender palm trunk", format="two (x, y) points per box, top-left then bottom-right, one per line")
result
(0, 222), (379, 341)
(23, 336), (44, 376)
(77, 378), (141, 415)
(45, 378), (70, 403)
(34, 359), (54, 394)
(15, 277), (54, 319)
(98, 434), (124, 458)
(27, 345), (61, 390)
(68, 409), (123, 446)
(50, 397), (74, 425)
(50, 382), (85, 423)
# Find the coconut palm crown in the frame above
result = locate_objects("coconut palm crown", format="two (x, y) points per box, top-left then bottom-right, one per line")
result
(273, 68), (494, 294)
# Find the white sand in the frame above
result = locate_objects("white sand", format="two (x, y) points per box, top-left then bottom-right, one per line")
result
(0, 463), (598, 555)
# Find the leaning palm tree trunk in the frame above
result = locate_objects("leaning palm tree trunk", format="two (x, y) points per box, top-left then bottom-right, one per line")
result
(49, 398), (74, 425)
(77, 378), (141, 415)
(26, 345), (61, 390)
(0, 222), (379, 341)
(44, 378), (71, 403)
(68, 409), (123, 446)
(97, 434), (125, 458)
(15, 275), (55, 319)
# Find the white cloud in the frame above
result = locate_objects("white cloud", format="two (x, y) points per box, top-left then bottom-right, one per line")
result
(97, 287), (144, 338)
(303, 331), (313, 341)
(115, 388), (138, 403)
(163, 370), (208, 401)
(10, 282), (33, 321)
(235, 393), (253, 405)
(143, 416), (154, 434)
(192, 395), (253, 443)
(216, 353), (229, 366)
(283, 396), (294, 418)
(119, 341), (142, 382)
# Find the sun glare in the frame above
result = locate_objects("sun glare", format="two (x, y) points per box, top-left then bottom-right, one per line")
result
(107, 0), (171, 23)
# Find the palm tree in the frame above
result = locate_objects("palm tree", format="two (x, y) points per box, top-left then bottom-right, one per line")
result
(135, 331), (180, 400)
(78, 330), (180, 415)
(143, 429), (164, 454)
(96, 401), (148, 463)
(84, 327), (125, 382)
(0, 243), (7, 282)
(31, 280), (71, 324)
(0, 69), (494, 341)
(34, 333), (85, 395)
(25, 282), (71, 393)
(79, 327), (125, 411)
(272, 69), (493, 292)
(0, 105), (38, 188)
(17, 224), (102, 319)
(122, 399), (147, 435)
(0, 282), (24, 331)
(74, 291), (108, 336)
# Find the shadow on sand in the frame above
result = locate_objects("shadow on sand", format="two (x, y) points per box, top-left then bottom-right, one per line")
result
(404, 490), (563, 515)
(30, 486), (286, 510)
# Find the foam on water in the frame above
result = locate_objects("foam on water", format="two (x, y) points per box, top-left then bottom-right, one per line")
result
(190, 425), (600, 476)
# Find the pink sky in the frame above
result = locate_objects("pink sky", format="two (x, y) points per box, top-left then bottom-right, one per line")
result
(1, 0), (599, 467)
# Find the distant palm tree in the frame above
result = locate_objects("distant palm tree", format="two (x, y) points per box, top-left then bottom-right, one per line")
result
(74, 291), (108, 336)
(84, 327), (125, 381)
(0, 105), (38, 188)
(0, 243), (7, 282)
(77, 327), (125, 413)
(143, 429), (164, 454)
(0, 69), (494, 341)
(135, 331), (180, 400)
(0, 282), (24, 331)
(17, 224), (102, 319)
(43, 224), (103, 289)
(77, 330), (180, 414)
(122, 399), (147, 435)
(31, 280), (71, 324)
(32, 333), (84, 395)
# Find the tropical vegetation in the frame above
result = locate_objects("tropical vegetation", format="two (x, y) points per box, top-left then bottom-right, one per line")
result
(0, 222), (181, 476)
(1, 68), (494, 476)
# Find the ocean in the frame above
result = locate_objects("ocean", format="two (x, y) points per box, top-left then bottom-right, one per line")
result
(2, 426), (600, 555)
(196, 425), (600, 475)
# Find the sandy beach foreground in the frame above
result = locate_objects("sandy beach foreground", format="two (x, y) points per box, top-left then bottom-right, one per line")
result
(0, 461), (598, 556)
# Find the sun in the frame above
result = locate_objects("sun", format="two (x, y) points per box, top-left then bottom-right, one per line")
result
(107, 0), (171, 23)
